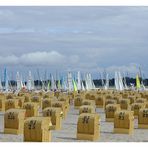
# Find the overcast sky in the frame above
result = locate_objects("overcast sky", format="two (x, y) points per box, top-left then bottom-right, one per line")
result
(0, 6), (148, 79)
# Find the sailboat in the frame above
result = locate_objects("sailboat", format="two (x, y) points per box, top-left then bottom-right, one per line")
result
(88, 73), (93, 89)
(77, 71), (82, 90)
(4, 68), (9, 92)
(85, 73), (91, 90)
(16, 71), (22, 92)
(118, 72), (124, 91)
(104, 73), (109, 90)
(0, 76), (3, 91)
(115, 71), (124, 91)
(123, 72), (128, 90)
(27, 71), (34, 91)
(136, 74), (141, 90)
(99, 72), (105, 88)
(50, 74), (57, 91)
(67, 72), (73, 92)
(81, 81), (85, 91)
(85, 73), (89, 90)
(139, 67), (146, 91)
(115, 71), (120, 90)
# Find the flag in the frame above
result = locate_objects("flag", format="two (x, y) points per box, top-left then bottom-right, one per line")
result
(72, 79), (77, 91)
(136, 74), (141, 89)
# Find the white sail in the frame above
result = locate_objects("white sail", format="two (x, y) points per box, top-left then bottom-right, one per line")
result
(115, 71), (124, 91)
(118, 72), (124, 91)
(141, 81), (146, 91)
(88, 73), (93, 89)
(84, 73), (94, 90)
(92, 80), (96, 89)
(61, 77), (64, 90)
(115, 71), (120, 90)
(63, 77), (68, 91)
(51, 75), (55, 90)
(67, 72), (73, 91)
(27, 71), (33, 91)
(77, 71), (81, 90)
(87, 73), (91, 90)
(0, 77), (3, 91)
(85, 74), (89, 90)
(104, 73), (109, 90)
(4, 69), (9, 92)
(20, 78), (23, 88)
(5, 79), (9, 92)
(100, 72), (105, 87)
(31, 76), (35, 90)
(81, 81), (85, 91)
(16, 72), (22, 91)
(27, 72), (31, 90)
(123, 73), (128, 90)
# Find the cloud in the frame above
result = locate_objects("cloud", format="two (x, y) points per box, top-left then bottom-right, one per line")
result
(0, 51), (142, 79)
(106, 63), (139, 74)
(20, 51), (65, 66)
(0, 55), (18, 65)
(0, 51), (81, 71)
(0, 51), (65, 66)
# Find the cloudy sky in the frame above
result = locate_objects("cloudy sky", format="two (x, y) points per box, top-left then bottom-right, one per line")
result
(0, 6), (148, 79)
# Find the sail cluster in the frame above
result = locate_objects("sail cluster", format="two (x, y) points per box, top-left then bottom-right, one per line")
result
(0, 67), (146, 93)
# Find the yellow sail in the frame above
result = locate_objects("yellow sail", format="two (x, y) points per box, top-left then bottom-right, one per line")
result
(136, 74), (141, 89)
(73, 79), (77, 91)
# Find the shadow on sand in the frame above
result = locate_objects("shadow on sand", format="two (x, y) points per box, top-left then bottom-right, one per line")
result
(56, 136), (77, 141)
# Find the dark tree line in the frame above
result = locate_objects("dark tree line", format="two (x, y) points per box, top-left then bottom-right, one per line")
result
(93, 77), (148, 87)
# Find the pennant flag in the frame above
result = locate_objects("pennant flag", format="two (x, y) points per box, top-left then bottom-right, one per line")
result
(136, 74), (141, 89)
(72, 79), (77, 91)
